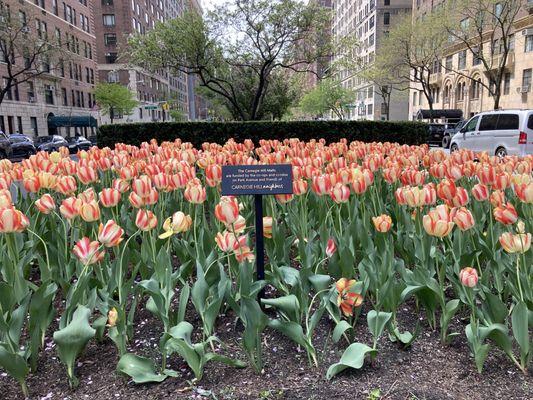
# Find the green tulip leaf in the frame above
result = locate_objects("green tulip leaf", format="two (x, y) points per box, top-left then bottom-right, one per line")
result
(261, 295), (300, 322)
(326, 343), (377, 380)
(511, 301), (529, 363)
(117, 353), (168, 383)
(367, 310), (392, 341)
(332, 320), (352, 343)
(0, 344), (28, 383)
(53, 305), (96, 387)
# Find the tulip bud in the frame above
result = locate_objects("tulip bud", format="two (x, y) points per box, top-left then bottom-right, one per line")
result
(372, 214), (392, 233)
(326, 237), (337, 257)
(35, 193), (56, 214)
(107, 308), (118, 327)
(263, 216), (273, 238)
(459, 267), (478, 288)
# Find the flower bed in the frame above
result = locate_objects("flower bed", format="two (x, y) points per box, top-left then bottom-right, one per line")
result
(0, 138), (531, 397)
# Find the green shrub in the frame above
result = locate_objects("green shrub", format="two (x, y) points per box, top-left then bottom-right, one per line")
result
(97, 120), (428, 148)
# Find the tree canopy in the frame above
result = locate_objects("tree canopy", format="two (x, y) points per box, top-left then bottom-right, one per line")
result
(94, 83), (138, 124)
(127, 0), (342, 121)
(299, 79), (353, 120)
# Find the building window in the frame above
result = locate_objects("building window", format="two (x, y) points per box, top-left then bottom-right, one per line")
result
(62, 88), (68, 105)
(384, 0), (390, 5)
(383, 12), (390, 25)
(30, 117), (38, 136)
(472, 46), (482, 66)
(503, 72), (511, 95)
(367, 103), (373, 115)
(17, 116), (23, 134)
(2, 77), (12, 101)
(412, 91), (417, 106)
(27, 81), (35, 102)
(44, 86), (54, 105)
(471, 79), (481, 99)
(102, 0), (113, 5)
(458, 50), (467, 70)
(525, 35), (533, 53)
(105, 52), (118, 63)
(52, 0), (58, 15)
(107, 70), (119, 82)
(522, 68), (532, 89)
(445, 55), (453, 71)
(104, 33), (117, 46)
(103, 14), (115, 26)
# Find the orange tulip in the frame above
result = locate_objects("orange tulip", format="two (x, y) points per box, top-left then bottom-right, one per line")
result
(499, 232), (531, 254)
(128, 192), (145, 208)
(132, 175), (152, 198)
(184, 183), (206, 204)
(79, 200), (101, 222)
(0, 190), (12, 208)
(159, 211), (192, 239)
(205, 164), (222, 187)
(372, 214), (392, 233)
(489, 190), (505, 208)
(35, 194), (56, 214)
(311, 174), (332, 196)
(493, 203), (518, 225)
(326, 237), (337, 257)
(72, 237), (105, 265)
(60, 197), (82, 220)
(275, 193), (294, 204)
(403, 186), (425, 208)
(471, 183), (489, 202)
(233, 245), (255, 263)
(451, 207), (475, 231)
(214, 197), (240, 225)
(459, 267), (478, 288)
(436, 179), (457, 201)
(112, 179), (130, 193)
(263, 216), (273, 238)
(99, 188), (121, 208)
(98, 220), (124, 247)
(293, 179), (308, 195)
(135, 209), (158, 231)
(226, 215), (246, 234)
(423, 205), (454, 237)
(23, 176), (41, 193)
(448, 187), (469, 207)
(55, 176), (78, 195)
(144, 188), (159, 206)
(336, 278), (363, 317)
(215, 231), (245, 252)
(0, 207), (29, 233)
(77, 166), (98, 185)
(514, 182), (533, 203)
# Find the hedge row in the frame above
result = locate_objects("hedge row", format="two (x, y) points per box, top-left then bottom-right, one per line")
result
(97, 120), (428, 148)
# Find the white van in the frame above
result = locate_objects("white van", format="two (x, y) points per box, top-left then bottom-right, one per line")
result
(449, 110), (533, 157)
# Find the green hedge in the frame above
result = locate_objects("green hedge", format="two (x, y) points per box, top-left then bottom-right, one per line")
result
(97, 120), (428, 148)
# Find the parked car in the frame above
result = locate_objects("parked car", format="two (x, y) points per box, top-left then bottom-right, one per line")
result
(450, 110), (533, 157)
(67, 136), (92, 153)
(441, 120), (466, 149)
(9, 134), (36, 160)
(427, 123), (447, 146)
(34, 135), (69, 152)
(0, 130), (13, 159)
(88, 135), (98, 146)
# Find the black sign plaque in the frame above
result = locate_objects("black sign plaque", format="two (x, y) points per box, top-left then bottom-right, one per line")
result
(221, 164), (293, 196)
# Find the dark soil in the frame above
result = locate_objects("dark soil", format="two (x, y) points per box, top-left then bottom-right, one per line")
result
(1, 300), (531, 400)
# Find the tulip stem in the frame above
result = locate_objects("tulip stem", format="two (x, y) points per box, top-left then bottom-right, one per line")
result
(118, 230), (140, 306)
(515, 256), (524, 303)
(27, 228), (51, 281)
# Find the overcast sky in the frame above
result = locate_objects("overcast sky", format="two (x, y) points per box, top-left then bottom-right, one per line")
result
(201, 0), (227, 11)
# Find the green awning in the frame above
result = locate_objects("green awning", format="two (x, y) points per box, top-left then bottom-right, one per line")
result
(47, 116), (98, 128)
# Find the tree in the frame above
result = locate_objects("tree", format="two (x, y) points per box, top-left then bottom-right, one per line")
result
(0, 1), (66, 106)
(299, 79), (353, 120)
(127, 0), (339, 121)
(359, 59), (410, 121)
(380, 14), (448, 121)
(94, 83), (138, 124)
(441, 0), (521, 110)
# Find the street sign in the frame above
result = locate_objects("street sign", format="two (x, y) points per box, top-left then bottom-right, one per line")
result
(221, 164), (293, 300)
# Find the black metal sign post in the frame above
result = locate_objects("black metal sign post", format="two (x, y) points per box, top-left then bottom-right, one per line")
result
(221, 164), (293, 300)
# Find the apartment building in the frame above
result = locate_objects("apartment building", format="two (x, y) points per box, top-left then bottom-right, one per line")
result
(332, 0), (411, 120)
(409, 0), (533, 121)
(93, 0), (192, 124)
(0, 0), (98, 137)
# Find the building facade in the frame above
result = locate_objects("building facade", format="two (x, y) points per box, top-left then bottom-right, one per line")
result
(94, 0), (200, 124)
(409, 0), (533, 121)
(0, 0), (98, 137)
(332, 0), (411, 120)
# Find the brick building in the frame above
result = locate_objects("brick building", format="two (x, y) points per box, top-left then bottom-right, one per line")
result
(93, 0), (194, 123)
(0, 0), (98, 137)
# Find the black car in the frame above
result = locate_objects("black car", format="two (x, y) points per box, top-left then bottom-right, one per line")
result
(427, 123), (447, 146)
(441, 120), (466, 149)
(9, 134), (36, 160)
(88, 135), (98, 146)
(67, 136), (92, 153)
(34, 135), (69, 152)
(0, 130), (13, 159)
